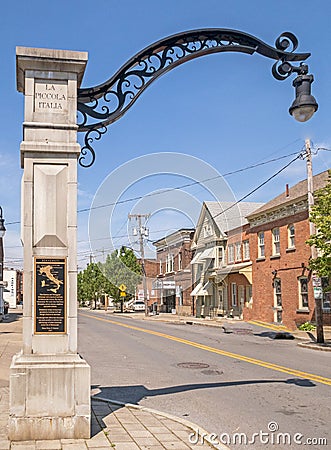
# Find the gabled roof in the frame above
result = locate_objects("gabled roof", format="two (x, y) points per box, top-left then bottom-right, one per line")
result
(205, 201), (264, 232)
(192, 201), (264, 247)
(247, 170), (330, 218)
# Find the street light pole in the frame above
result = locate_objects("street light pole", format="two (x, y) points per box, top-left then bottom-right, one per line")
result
(0, 207), (6, 320)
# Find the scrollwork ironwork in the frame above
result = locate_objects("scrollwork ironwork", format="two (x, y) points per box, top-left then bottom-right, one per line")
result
(77, 28), (311, 167)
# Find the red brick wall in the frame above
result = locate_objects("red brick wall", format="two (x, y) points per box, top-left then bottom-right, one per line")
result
(245, 212), (323, 329)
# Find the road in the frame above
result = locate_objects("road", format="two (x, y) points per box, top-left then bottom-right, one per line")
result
(78, 310), (331, 449)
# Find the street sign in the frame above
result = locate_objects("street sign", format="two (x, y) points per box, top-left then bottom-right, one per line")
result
(312, 275), (322, 287)
(119, 283), (127, 292)
(120, 291), (126, 297)
(313, 287), (323, 300)
(162, 280), (176, 289)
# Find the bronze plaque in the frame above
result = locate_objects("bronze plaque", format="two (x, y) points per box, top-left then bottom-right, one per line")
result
(34, 257), (66, 334)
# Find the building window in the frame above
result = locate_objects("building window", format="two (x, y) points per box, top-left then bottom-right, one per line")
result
(243, 240), (250, 260)
(246, 285), (252, 303)
(272, 228), (280, 255)
(298, 277), (309, 308)
(178, 252), (182, 271)
(166, 254), (174, 273)
(235, 242), (242, 262)
(321, 277), (331, 310)
(159, 260), (163, 275)
(231, 283), (237, 306)
(217, 246), (224, 268)
(258, 232), (265, 258)
(228, 244), (235, 264)
(203, 222), (212, 238)
(274, 278), (282, 306)
(288, 224), (295, 248)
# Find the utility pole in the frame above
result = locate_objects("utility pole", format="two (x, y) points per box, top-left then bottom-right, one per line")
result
(129, 214), (150, 316)
(305, 138), (324, 343)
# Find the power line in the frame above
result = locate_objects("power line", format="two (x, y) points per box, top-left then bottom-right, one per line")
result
(3, 148), (309, 226)
(211, 153), (303, 220)
(76, 151), (302, 214)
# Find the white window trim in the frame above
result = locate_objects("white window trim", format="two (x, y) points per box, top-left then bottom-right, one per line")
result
(228, 244), (235, 264)
(258, 232), (265, 258)
(231, 283), (237, 306)
(235, 242), (242, 262)
(272, 227), (280, 255)
(166, 254), (174, 273)
(243, 240), (250, 260)
(288, 224), (295, 249)
(216, 246), (224, 268)
(298, 276), (309, 309)
(178, 252), (182, 271)
(274, 278), (282, 307)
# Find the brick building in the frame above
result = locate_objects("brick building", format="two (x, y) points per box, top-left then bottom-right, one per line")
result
(3, 268), (23, 308)
(136, 258), (158, 308)
(153, 229), (194, 315)
(245, 170), (331, 330)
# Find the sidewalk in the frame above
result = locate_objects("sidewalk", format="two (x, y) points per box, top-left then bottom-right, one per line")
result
(0, 312), (226, 450)
(100, 309), (331, 350)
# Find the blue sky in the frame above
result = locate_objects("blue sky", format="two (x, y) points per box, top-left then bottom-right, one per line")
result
(1, 0), (331, 269)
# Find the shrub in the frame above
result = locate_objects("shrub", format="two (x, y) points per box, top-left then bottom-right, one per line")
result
(298, 322), (316, 331)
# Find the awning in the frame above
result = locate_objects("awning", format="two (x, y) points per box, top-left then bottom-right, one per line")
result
(200, 281), (213, 296)
(200, 247), (215, 260)
(190, 252), (202, 265)
(190, 282), (203, 296)
(217, 262), (252, 283)
(190, 247), (215, 264)
(191, 281), (213, 296)
(239, 266), (252, 284)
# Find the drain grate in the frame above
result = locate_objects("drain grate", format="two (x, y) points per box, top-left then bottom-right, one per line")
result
(177, 362), (210, 369)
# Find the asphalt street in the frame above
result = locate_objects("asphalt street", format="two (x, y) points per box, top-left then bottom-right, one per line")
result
(78, 310), (331, 449)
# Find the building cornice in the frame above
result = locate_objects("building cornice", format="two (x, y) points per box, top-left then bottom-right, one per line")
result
(248, 198), (308, 228)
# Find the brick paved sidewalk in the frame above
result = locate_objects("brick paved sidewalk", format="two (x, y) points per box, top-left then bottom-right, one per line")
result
(0, 313), (226, 450)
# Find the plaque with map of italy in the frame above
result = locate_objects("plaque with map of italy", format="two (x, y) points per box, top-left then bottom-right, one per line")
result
(34, 257), (67, 334)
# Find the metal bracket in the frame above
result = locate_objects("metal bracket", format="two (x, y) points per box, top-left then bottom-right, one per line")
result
(77, 29), (311, 167)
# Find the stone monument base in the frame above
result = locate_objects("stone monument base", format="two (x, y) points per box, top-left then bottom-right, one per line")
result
(9, 352), (90, 440)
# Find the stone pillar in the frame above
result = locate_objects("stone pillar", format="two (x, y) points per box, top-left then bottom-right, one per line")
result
(9, 47), (91, 440)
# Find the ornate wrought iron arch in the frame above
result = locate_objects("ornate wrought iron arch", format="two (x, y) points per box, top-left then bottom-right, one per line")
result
(77, 28), (312, 167)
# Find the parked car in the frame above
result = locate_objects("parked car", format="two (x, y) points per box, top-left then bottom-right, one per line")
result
(133, 301), (145, 312)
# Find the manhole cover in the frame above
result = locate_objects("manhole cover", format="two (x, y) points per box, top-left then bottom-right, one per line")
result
(177, 362), (210, 369)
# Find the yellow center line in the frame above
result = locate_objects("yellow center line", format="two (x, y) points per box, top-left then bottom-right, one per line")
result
(248, 320), (290, 332)
(80, 312), (331, 386)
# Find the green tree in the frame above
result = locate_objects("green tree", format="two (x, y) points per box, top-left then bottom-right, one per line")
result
(306, 170), (331, 344)
(100, 247), (142, 311)
(77, 262), (111, 307)
(307, 170), (331, 280)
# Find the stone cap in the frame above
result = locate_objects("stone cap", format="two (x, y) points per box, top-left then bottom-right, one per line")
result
(16, 46), (88, 92)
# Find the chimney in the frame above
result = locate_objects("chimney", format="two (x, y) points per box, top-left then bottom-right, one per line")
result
(285, 184), (290, 197)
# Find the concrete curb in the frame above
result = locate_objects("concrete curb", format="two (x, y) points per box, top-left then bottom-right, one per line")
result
(297, 341), (331, 351)
(93, 396), (230, 450)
